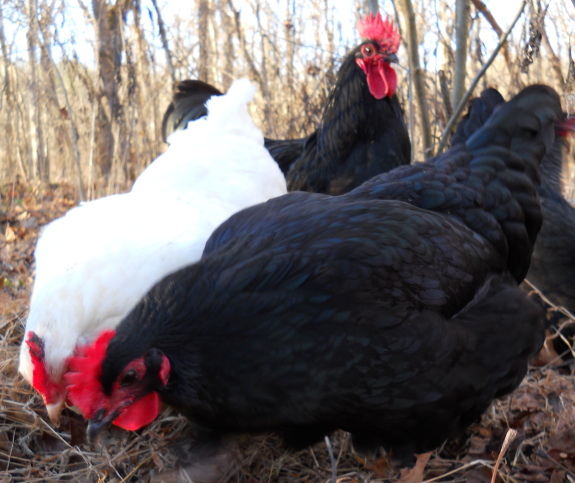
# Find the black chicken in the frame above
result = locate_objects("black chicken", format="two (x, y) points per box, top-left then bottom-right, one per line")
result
(284, 14), (411, 194)
(525, 135), (575, 311)
(161, 14), (411, 193)
(450, 88), (505, 146)
(161, 80), (223, 143)
(161, 79), (301, 174)
(66, 85), (560, 472)
(451, 87), (575, 358)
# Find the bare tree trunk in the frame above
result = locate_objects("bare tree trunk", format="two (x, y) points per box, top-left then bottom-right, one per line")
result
(255, 4), (271, 123)
(284, 0), (295, 135)
(396, 0), (432, 158)
(27, 0), (48, 180)
(452, 0), (469, 110)
(38, 51), (85, 199)
(365, 0), (378, 14)
(0, 2), (25, 179)
(218, 1), (235, 89)
(198, 0), (212, 83)
(129, 0), (157, 181)
(38, 3), (73, 184)
(91, 0), (131, 183)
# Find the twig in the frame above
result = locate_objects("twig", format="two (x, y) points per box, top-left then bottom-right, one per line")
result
(120, 453), (154, 482)
(422, 459), (494, 482)
(436, 0), (527, 155)
(324, 435), (337, 483)
(491, 428), (517, 483)
(523, 279), (575, 321)
(470, 0), (512, 69)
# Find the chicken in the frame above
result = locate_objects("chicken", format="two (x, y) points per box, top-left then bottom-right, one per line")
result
(450, 88), (505, 146)
(285, 13), (410, 194)
(18, 79), (287, 426)
(163, 13), (411, 193)
(161, 79), (223, 143)
(65, 85), (559, 469)
(524, 124), (575, 358)
(451, 87), (575, 358)
(525, 134), (575, 312)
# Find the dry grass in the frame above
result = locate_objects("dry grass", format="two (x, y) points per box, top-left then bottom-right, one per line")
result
(2, 183), (575, 482)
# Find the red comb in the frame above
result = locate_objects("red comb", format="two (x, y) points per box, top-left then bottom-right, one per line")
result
(356, 13), (400, 54)
(65, 330), (116, 419)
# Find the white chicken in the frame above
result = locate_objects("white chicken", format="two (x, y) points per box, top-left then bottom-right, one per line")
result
(19, 79), (287, 425)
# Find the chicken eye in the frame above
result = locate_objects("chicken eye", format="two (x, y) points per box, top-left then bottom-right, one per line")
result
(362, 44), (375, 57)
(120, 370), (138, 386)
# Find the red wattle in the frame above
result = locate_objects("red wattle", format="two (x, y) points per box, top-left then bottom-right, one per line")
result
(112, 392), (161, 430)
(366, 61), (396, 99)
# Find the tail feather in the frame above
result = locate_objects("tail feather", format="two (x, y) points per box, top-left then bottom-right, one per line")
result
(451, 88), (505, 146)
(162, 80), (223, 143)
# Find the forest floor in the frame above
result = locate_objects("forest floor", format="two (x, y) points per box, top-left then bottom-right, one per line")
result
(2, 180), (575, 483)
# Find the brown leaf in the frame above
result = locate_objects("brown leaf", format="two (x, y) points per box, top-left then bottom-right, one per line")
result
(4, 224), (15, 242)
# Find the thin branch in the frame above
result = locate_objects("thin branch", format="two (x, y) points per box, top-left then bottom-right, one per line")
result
(470, 0), (512, 69)
(150, 0), (175, 84)
(227, 0), (262, 85)
(436, 0), (527, 155)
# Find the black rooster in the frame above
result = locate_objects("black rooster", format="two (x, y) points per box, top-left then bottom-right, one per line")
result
(284, 13), (410, 194)
(66, 85), (560, 474)
(161, 14), (410, 194)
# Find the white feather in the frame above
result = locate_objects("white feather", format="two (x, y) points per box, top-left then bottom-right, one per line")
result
(19, 79), (287, 391)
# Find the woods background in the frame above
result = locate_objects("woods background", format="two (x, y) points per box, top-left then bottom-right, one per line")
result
(0, 1), (575, 481)
(0, 0), (573, 201)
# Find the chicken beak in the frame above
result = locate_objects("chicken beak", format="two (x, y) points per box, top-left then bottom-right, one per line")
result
(87, 408), (118, 444)
(46, 397), (66, 427)
(385, 53), (399, 64)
